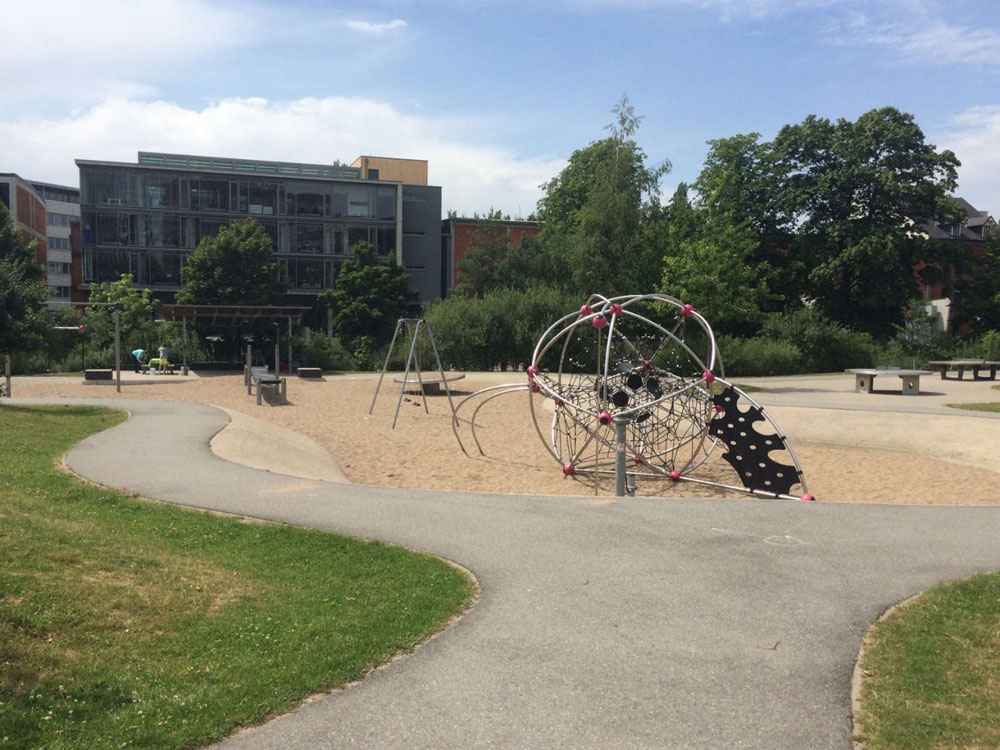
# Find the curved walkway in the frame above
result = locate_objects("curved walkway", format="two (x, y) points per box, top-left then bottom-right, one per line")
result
(12, 397), (1000, 749)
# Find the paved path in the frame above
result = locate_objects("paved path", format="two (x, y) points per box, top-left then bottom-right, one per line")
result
(13, 397), (1000, 749)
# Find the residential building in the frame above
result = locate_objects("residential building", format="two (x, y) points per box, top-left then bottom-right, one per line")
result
(30, 181), (80, 308)
(0, 173), (47, 268)
(911, 196), (997, 333)
(441, 216), (542, 296)
(76, 152), (442, 325)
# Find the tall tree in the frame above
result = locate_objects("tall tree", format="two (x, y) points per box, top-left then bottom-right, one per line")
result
(534, 95), (670, 296)
(319, 242), (416, 349)
(0, 201), (47, 370)
(176, 218), (285, 305)
(772, 107), (960, 336)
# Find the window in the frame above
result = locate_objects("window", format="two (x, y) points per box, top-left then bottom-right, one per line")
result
(47, 212), (74, 227)
(48, 286), (71, 299)
(47, 261), (71, 274)
(295, 258), (325, 289)
(191, 178), (230, 211)
(47, 237), (71, 251)
(375, 187), (396, 220)
(347, 225), (370, 253)
(83, 168), (134, 207)
(144, 251), (183, 285)
(347, 185), (371, 218)
(294, 223), (325, 254)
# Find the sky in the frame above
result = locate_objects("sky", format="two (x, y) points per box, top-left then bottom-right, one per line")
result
(1, 0), (998, 219)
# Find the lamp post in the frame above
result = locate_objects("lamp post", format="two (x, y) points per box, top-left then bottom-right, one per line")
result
(114, 303), (121, 393)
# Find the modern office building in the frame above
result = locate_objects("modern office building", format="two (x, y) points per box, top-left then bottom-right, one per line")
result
(0, 173), (47, 268)
(76, 152), (442, 324)
(30, 181), (80, 308)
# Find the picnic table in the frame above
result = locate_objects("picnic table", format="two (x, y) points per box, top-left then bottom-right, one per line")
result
(926, 359), (1000, 380)
(392, 373), (465, 395)
(845, 368), (934, 395)
(247, 365), (287, 405)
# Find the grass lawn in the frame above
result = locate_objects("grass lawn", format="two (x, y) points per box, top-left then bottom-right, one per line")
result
(945, 402), (1000, 413)
(856, 572), (1000, 749)
(0, 405), (475, 750)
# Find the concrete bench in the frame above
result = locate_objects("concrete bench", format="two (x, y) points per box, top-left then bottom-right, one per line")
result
(84, 369), (113, 381)
(846, 368), (934, 395)
(247, 366), (286, 405)
(298, 367), (323, 379)
(926, 359), (989, 380)
(392, 373), (465, 395)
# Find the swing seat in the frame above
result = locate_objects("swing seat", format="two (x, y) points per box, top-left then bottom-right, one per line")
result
(392, 373), (465, 395)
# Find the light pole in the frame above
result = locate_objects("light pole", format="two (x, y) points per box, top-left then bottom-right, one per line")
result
(114, 303), (121, 393)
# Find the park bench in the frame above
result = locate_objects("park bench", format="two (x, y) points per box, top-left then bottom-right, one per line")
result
(845, 368), (933, 395)
(393, 372), (465, 395)
(247, 365), (287, 405)
(298, 367), (323, 379)
(84, 369), (113, 382)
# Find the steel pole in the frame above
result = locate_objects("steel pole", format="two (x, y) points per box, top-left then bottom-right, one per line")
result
(114, 308), (121, 393)
(287, 317), (293, 375)
(613, 415), (630, 497)
(182, 317), (189, 375)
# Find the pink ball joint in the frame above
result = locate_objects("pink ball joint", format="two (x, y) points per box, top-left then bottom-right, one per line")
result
(800, 493), (815, 502)
(669, 470), (681, 481)
(703, 370), (716, 384)
(592, 315), (608, 330)
(641, 359), (652, 372)
(580, 304), (592, 316)
(598, 411), (612, 426)
(714, 404), (725, 413)
(530, 382), (540, 393)
(609, 303), (623, 316)
(526, 365), (539, 379)
(554, 398), (564, 407)
(563, 464), (576, 476)
(633, 454), (645, 466)
(681, 303), (694, 317)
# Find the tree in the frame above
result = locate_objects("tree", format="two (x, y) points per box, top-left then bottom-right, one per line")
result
(0, 201), (47, 373)
(532, 95), (671, 296)
(176, 218), (285, 305)
(454, 209), (513, 297)
(771, 107), (960, 337)
(85, 274), (156, 352)
(319, 242), (416, 352)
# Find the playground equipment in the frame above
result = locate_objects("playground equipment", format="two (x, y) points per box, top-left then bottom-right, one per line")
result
(370, 318), (459, 429)
(453, 293), (812, 501)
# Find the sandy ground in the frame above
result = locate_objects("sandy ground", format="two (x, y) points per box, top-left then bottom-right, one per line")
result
(9, 371), (1000, 505)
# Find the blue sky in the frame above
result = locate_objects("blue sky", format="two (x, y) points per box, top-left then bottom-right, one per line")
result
(1, 0), (998, 218)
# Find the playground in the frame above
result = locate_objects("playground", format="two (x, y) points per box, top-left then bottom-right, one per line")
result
(10, 367), (1000, 505)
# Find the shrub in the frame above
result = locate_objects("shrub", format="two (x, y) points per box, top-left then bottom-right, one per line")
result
(292, 331), (355, 371)
(761, 307), (876, 372)
(718, 335), (802, 376)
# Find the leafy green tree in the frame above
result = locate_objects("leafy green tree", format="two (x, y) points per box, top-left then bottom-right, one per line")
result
(455, 209), (513, 297)
(176, 218), (285, 305)
(320, 242), (416, 352)
(771, 107), (960, 336)
(85, 274), (156, 352)
(661, 219), (776, 335)
(532, 95), (670, 296)
(949, 234), (1000, 332)
(0, 201), (47, 371)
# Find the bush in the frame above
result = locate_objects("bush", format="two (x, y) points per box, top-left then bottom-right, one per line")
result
(292, 331), (356, 371)
(717, 336), (803, 376)
(761, 307), (876, 372)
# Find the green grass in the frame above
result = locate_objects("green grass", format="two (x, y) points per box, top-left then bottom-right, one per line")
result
(946, 402), (1000, 413)
(0, 405), (475, 750)
(856, 572), (1000, 749)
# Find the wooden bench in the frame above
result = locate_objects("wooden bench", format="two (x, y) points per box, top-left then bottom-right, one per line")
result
(248, 366), (286, 405)
(845, 368), (934, 395)
(926, 359), (987, 380)
(392, 373), (465, 395)
(298, 367), (323, 379)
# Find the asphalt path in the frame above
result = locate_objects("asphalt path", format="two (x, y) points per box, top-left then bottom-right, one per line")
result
(14, 397), (1000, 749)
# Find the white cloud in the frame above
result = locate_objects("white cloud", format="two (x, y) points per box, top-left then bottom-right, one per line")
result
(847, 16), (1000, 66)
(344, 18), (408, 34)
(0, 96), (563, 219)
(937, 105), (1000, 217)
(561, 0), (839, 20)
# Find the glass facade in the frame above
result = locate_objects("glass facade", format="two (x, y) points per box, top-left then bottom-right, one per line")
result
(80, 163), (400, 292)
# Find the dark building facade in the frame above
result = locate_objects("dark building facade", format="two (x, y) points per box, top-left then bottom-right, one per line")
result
(76, 152), (442, 323)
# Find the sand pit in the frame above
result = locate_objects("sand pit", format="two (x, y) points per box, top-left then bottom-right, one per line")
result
(11, 372), (1000, 505)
